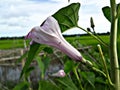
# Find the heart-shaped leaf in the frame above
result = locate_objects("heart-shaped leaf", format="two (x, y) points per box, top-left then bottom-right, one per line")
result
(102, 6), (111, 22)
(53, 3), (80, 32)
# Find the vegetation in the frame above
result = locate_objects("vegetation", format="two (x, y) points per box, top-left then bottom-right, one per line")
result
(0, 34), (109, 50)
(1, 0), (120, 90)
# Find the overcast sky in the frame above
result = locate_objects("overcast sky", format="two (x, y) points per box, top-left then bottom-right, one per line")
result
(0, 0), (119, 37)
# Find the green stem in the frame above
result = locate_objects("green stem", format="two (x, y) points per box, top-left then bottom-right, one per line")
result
(82, 58), (107, 78)
(77, 26), (108, 47)
(92, 67), (107, 77)
(93, 30), (108, 46)
(97, 44), (113, 86)
(73, 66), (84, 90)
(110, 0), (119, 90)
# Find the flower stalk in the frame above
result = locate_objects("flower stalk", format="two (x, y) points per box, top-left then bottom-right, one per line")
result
(97, 44), (113, 86)
(77, 26), (108, 47)
(73, 65), (84, 90)
(109, 0), (119, 90)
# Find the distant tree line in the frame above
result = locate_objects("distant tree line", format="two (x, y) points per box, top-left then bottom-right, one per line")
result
(0, 36), (25, 40)
(0, 32), (110, 40)
(63, 32), (110, 37)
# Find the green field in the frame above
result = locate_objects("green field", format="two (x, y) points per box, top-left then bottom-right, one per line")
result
(0, 39), (29, 49)
(66, 35), (109, 46)
(66, 35), (110, 54)
(0, 35), (109, 50)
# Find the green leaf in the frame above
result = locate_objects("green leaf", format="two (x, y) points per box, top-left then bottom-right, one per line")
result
(43, 47), (53, 54)
(102, 6), (111, 22)
(102, 4), (120, 22)
(39, 80), (61, 90)
(16, 52), (28, 64)
(95, 77), (106, 84)
(80, 72), (95, 88)
(24, 66), (35, 78)
(64, 60), (75, 74)
(13, 81), (30, 90)
(42, 56), (51, 72)
(53, 3), (80, 32)
(55, 77), (78, 90)
(20, 43), (40, 78)
(117, 3), (120, 18)
(36, 56), (45, 79)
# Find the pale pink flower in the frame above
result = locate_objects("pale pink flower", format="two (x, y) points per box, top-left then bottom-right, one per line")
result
(51, 69), (66, 77)
(26, 16), (82, 61)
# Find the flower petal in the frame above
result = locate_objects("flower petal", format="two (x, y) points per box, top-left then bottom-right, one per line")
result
(26, 16), (82, 61)
(51, 69), (66, 77)
(41, 16), (62, 39)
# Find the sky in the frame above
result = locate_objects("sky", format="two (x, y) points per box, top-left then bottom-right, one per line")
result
(0, 0), (119, 37)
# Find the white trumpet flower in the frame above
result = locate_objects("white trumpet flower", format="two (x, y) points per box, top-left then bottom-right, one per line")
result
(26, 16), (82, 61)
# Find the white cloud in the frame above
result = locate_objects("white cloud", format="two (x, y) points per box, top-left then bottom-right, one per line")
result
(0, 0), (68, 37)
(0, 0), (119, 37)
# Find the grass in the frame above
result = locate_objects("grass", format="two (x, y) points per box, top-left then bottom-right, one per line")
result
(0, 35), (109, 50)
(66, 35), (109, 46)
(0, 39), (29, 49)
(66, 35), (109, 53)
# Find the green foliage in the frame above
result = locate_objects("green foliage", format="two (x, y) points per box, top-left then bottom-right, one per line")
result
(20, 43), (40, 78)
(42, 56), (51, 71)
(43, 47), (53, 54)
(55, 77), (78, 90)
(24, 66), (35, 78)
(0, 39), (26, 49)
(13, 81), (30, 90)
(80, 71), (95, 88)
(16, 52), (28, 64)
(20, 3), (81, 79)
(39, 80), (61, 90)
(13, 1), (119, 90)
(0, 35), (109, 50)
(36, 56), (45, 79)
(53, 3), (80, 32)
(64, 60), (75, 74)
(102, 6), (111, 22)
(66, 35), (109, 53)
(36, 56), (51, 79)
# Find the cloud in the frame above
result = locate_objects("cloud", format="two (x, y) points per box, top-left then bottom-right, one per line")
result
(77, 0), (113, 33)
(63, 28), (86, 35)
(0, 0), (119, 37)
(0, 0), (68, 37)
